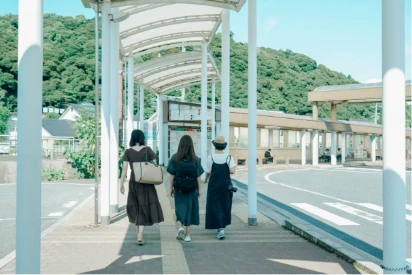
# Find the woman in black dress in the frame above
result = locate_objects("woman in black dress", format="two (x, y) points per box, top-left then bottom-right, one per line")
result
(204, 136), (237, 239)
(120, 130), (164, 245)
(167, 135), (204, 242)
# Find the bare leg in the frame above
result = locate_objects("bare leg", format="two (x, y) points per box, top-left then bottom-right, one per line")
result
(177, 221), (182, 228)
(185, 226), (191, 236)
(138, 225), (144, 241)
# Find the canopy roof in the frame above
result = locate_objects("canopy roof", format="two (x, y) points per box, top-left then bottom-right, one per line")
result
(82, 0), (245, 11)
(309, 80), (412, 104)
(135, 51), (220, 94)
(117, 4), (223, 56)
(80, 0), (243, 95)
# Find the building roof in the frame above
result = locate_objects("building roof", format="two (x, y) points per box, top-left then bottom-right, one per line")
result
(309, 81), (412, 104)
(42, 119), (76, 138)
(71, 103), (95, 113)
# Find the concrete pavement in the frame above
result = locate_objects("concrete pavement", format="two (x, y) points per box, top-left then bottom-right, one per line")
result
(0, 182), (94, 260)
(0, 173), (362, 274)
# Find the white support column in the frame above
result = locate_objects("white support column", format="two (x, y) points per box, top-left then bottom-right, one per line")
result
(216, 122), (221, 137)
(247, 0), (257, 226)
(201, 42), (208, 171)
(211, 81), (216, 141)
(331, 131), (337, 165)
(139, 84), (144, 130)
(109, 16), (119, 215)
(301, 129), (307, 165)
(312, 130), (319, 165)
(341, 133), (346, 164)
(100, 1), (111, 226)
(127, 56), (134, 144)
(371, 136), (377, 162)
(16, 0), (43, 272)
(157, 94), (164, 166)
(269, 129), (274, 149)
(382, 0), (406, 273)
(221, 9), (230, 152)
(123, 60), (128, 148)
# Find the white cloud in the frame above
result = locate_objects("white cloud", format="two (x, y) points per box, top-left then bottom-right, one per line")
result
(264, 17), (277, 33)
(364, 78), (382, 84)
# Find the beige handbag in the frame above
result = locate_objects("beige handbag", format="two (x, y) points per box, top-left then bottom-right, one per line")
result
(132, 147), (163, 185)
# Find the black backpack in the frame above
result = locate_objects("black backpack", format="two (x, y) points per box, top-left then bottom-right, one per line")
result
(174, 158), (198, 193)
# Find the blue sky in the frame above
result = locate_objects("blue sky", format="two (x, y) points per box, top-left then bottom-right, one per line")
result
(1, 0), (411, 82)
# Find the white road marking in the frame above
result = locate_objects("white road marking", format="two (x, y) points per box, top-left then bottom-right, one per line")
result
(356, 203), (412, 222)
(356, 203), (383, 212)
(291, 203), (359, 226)
(0, 217), (60, 222)
(406, 204), (412, 211)
(324, 203), (383, 224)
(48, 212), (63, 217)
(63, 201), (78, 208)
(264, 172), (353, 204)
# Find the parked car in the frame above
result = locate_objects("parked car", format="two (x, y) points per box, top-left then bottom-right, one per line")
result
(0, 143), (10, 154)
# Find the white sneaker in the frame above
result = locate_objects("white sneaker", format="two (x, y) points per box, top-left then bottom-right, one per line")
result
(176, 227), (185, 240)
(217, 229), (225, 240)
(184, 235), (191, 242)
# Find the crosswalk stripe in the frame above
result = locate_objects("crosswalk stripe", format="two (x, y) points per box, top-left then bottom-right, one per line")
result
(406, 204), (412, 211)
(325, 203), (383, 224)
(356, 203), (383, 212)
(291, 203), (359, 226)
(356, 203), (412, 222)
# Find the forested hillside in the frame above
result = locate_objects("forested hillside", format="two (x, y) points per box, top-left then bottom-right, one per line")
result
(1, 13), (406, 134)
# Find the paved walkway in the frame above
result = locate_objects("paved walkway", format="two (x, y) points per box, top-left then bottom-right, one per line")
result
(0, 174), (363, 274)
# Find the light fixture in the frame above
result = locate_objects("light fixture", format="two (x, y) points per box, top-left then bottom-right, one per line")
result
(109, 12), (130, 23)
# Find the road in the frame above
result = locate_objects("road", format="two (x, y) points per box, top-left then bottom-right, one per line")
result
(234, 167), (412, 261)
(0, 183), (94, 260)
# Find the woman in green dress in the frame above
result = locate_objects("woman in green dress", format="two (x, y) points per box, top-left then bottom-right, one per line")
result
(167, 135), (204, 242)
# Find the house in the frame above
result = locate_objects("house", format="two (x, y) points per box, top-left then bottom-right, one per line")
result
(59, 103), (95, 121)
(42, 119), (77, 159)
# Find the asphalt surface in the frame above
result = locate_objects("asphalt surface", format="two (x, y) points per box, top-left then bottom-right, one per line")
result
(0, 183), (94, 260)
(233, 167), (412, 261)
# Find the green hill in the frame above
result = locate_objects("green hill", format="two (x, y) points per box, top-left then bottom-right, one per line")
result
(1, 13), (408, 133)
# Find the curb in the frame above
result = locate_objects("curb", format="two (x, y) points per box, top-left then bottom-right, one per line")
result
(232, 178), (386, 274)
(0, 192), (95, 270)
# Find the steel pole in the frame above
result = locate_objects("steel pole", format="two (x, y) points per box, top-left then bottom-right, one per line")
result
(16, 0), (43, 272)
(382, 0), (406, 273)
(247, 0), (257, 226)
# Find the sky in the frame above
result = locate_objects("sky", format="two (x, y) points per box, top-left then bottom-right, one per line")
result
(1, 0), (411, 83)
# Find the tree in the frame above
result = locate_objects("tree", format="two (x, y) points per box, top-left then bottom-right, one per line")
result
(65, 109), (97, 178)
(0, 90), (10, 134)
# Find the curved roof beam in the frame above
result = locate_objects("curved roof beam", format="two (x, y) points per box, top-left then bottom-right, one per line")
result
(134, 51), (203, 74)
(159, 77), (218, 95)
(132, 42), (202, 58)
(120, 15), (219, 40)
(135, 60), (204, 80)
(119, 4), (169, 15)
(124, 31), (210, 54)
(110, 0), (244, 12)
(149, 68), (217, 88)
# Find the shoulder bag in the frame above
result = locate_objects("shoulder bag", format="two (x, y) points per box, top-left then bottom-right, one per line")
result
(133, 147), (163, 185)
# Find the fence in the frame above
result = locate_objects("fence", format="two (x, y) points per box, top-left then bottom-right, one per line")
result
(0, 135), (83, 159)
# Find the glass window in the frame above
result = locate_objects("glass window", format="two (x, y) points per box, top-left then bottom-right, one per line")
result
(260, 129), (269, 148)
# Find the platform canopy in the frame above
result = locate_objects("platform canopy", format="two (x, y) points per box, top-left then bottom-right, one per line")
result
(308, 80), (412, 104)
(134, 51), (220, 94)
(80, 0), (245, 95)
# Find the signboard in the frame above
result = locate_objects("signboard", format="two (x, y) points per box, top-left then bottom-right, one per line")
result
(169, 103), (213, 121)
(168, 126), (212, 158)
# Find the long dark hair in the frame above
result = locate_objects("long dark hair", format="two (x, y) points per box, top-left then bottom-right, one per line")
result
(129, 129), (145, 147)
(176, 135), (197, 163)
